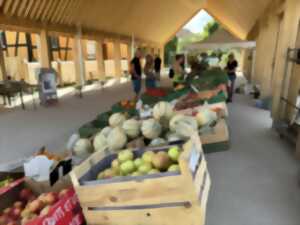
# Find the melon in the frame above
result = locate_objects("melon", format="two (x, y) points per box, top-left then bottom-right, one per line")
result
(93, 132), (108, 152)
(122, 119), (141, 138)
(109, 113), (126, 128)
(165, 132), (182, 142)
(169, 115), (198, 139)
(196, 108), (217, 127)
(141, 119), (162, 139)
(73, 138), (93, 157)
(153, 101), (174, 121)
(100, 126), (112, 138)
(149, 138), (167, 147)
(107, 127), (128, 152)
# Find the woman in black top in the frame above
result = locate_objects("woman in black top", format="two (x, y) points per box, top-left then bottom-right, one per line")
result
(226, 53), (238, 102)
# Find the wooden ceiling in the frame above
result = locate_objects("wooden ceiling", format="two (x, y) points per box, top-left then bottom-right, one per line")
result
(0, 0), (273, 44)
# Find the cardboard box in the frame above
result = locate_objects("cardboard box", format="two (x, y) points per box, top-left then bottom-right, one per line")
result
(0, 176), (85, 225)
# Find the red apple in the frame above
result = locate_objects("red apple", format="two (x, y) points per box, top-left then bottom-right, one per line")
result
(44, 192), (58, 205)
(40, 205), (50, 216)
(19, 189), (33, 201)
(3, 207), (12, 215)
(58, 189), (68, 199)
(11, 207), (22, 220)
(0, 215), (8, 225)
(14, 201), (24, 209)
(28, 199), (44, 213)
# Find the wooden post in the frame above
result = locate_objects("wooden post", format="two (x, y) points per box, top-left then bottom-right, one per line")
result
(37, 29), (51, 68)
(113, 39), (122, 77)
(0, 43), (7, 80)
(73, 27), (86, 86)
(159, 46), (165, 69)
(95, 39), (105, 81)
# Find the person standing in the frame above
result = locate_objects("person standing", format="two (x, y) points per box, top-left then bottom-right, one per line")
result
(144, 54), (156, 89)
(226, 53), (238, 102)
(130, 49), (142, 100)
(154, 54), (162, 81)
(172, 55), (185, 87)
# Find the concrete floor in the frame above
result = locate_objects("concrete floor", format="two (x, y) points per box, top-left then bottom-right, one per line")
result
(206, 95), (300, 225)
(1, 80), (300, 224)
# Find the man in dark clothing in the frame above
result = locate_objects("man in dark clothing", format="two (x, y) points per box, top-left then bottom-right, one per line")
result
(226, 53), (238, 102)
(154, 55), (162, 81)
(130, 49), (142, 100)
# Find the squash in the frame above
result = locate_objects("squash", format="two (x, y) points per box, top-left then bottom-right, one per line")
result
(122, 119), (141, 138)
(93, 132), (108, 152)
(165, 132), (182, 142)
(109, 113), (126, 128)
(141, 119), (162, 139)
(149, 138), (167, 147)
(73, 138), (93, 157)
(153, 101), (174, 121)
(100, 126), (112, 138)
(107, 127), (128, 152)
(169, 114), (198, 139)
(196, 108), (218, 127)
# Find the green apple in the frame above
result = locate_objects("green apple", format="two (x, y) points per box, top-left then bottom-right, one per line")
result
(168, 146), (181, 162)
(134, 158), (144, 168)
(168, 164), (180, 172)
(118, 149), (134, 163)
(103, 169), (116, 179)
(148, 169), (160, 174)
(138, 162), (153, 174)
(120, 160), (136, 175)
(111, 159), (120, 169)
(131, 171), (143, 176)
(142, 151), (155, 163)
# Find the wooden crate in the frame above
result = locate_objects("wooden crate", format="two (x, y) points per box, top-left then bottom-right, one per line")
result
(70, 134), (211, 225)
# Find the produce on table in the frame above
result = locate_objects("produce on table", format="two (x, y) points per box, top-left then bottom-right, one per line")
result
(96, 147), (182, 180)
(153, 101), (174, 127)
(149, 138), (167, 147)
(73, 138), (93, 157)
(141, 119), (162, 139)
(169, 114), (198, 139)
(196, 107), (218, 127)
(107, 127), (128, 152)
(122, 119), (141, 138)
(0, 188), (69, 225)
(100, 126), (112, 138)
(168, 146), (181, 162)
(165, 132), (182, 142)
(108, 113), (126, 128)
(93, 132), (108, 152)
(120, 100), (136, 109)
(0, 177), (14, 188)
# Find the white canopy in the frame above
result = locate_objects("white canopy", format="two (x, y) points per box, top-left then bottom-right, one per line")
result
(185, 29), (256, 51)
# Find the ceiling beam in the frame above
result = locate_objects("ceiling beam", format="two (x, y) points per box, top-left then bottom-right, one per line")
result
(17, 0), (27, 17)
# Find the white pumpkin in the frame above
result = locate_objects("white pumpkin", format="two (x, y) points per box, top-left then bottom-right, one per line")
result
(93, 132), (108, 152)
(196, 108), (218, 127)
(165, 132), (182, 142)
(149, 138), (167, 147)
(107, 127), (128, 152)
(141, 119), (162, 139)
(100, 126), (112, 138)
(122, 119), (141, 138)
(153, 101), (174, 121)
(169, 115), (198, 139)
(109, 113), (126, 128)
(73, 138), (93, 157)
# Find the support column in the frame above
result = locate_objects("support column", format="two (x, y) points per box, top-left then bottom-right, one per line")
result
(73, 27), (86, 86)
(0, 44), (7, 80)
(37, 30), (51, 68)
(95, 39), (105, 81)
(113, 39), (122, 77)
(159, 46), (165, 69)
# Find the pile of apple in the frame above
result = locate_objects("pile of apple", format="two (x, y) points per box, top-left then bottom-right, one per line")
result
(0, 188), (69, 225)
(97, 146), (182, 179)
